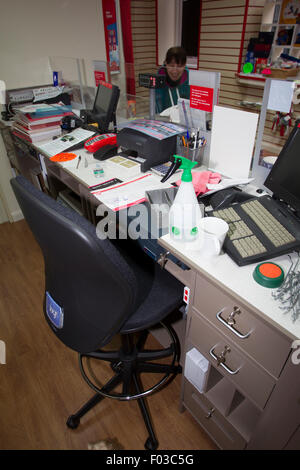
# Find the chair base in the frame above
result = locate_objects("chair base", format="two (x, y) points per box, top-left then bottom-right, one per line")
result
(66, 322), (181, 450)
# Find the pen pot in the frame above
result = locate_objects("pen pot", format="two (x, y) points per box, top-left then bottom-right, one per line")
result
(177, 141), (204, 164)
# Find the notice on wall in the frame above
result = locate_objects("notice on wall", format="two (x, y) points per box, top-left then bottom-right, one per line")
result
(94, 70), (106, 86)
(268, 80), (294, 113)
(190, 85), (214, 112)
(93, 60), (107, 87)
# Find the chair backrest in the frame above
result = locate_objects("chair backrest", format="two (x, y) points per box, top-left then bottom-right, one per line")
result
(11, 176), (140, 353)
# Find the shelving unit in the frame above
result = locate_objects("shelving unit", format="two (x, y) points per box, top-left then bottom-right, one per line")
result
(261, 0), (300, 63)
(238, 0), (300, 85)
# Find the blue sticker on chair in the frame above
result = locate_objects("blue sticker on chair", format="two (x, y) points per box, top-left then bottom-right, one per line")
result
(45, 291), (64, 329)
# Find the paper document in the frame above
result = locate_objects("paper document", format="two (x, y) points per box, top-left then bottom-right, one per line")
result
(199, 177), (254, 198)
(91, 173), (173, 211)
(268, 80), (294, 114)
(38, 128), (95, 156)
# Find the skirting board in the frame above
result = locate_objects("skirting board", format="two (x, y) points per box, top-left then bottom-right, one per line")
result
(11, 209), (24, 222)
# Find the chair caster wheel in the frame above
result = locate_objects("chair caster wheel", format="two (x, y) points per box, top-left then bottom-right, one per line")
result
(111, 361), (122, 372)
(66, 415), (80, 429)
(144, 437), (158, 450)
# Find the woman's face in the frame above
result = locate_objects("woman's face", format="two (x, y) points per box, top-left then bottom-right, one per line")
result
(166, 60), (185, 82)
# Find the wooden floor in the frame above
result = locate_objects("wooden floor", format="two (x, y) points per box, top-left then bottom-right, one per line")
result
(0, 219), (217, 450)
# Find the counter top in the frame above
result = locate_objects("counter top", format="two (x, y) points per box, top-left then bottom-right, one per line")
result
(159, 234), (300, 341)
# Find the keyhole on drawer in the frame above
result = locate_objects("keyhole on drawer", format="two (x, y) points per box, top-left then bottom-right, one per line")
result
(227, 306), (241, 326)
(205, 407), (215, 419)
(216, 345), (231, 366)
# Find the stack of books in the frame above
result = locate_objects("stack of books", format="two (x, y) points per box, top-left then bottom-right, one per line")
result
(12, 103), (73, 144)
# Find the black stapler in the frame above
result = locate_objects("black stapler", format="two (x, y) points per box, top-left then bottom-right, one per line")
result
(93, 144), (118, 161)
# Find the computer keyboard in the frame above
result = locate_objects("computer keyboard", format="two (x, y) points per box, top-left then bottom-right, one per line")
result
(212, 196), (300, 266)
(241, 199), (295, 247)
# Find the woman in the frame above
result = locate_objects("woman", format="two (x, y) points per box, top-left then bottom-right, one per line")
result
(155, 47), (190, 114)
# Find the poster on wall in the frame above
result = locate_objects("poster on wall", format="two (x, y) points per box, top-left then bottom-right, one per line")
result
(102, 0), (120, 74)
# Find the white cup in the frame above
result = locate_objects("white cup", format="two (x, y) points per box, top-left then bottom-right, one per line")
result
(198, 217), (229, 257)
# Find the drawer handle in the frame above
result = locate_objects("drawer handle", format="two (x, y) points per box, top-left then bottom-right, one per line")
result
(205, 407), (215, 419)
(157, 251), (170, 269)
(216, 309), (253, 339)
(209, 345), (241, 375)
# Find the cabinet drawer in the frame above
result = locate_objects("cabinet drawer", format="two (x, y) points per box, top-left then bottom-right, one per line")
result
(194, 274), (290, 377)
(183, 380), (246, 450)
(189, 311), (275, 410)
(164, 258), (193, 287)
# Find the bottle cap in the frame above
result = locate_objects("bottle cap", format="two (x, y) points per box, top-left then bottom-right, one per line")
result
(253, 262), (284, 288)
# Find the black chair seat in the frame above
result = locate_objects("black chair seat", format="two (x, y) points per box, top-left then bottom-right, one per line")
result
(120, 265), (183, 334)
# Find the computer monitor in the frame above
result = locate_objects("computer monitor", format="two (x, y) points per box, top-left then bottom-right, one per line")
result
(264, 120), (300, 213)
(91, 80), (120, 132)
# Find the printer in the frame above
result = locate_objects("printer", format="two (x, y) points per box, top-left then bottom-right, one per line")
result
(117, 120), (185, 172)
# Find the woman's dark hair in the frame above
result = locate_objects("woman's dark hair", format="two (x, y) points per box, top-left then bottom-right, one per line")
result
(165, 47), (187, 66)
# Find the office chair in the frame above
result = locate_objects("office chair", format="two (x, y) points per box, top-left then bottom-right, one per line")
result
(11, 175), (184, 450)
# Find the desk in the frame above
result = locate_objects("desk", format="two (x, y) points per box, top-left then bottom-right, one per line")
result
(6, 124), (300, 449)
(9, 130), (182, 222)
(158, 234), (300, 449)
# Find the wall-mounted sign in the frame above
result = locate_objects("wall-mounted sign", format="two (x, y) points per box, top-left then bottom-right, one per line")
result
(102, 0), (120, 74)
(190, 85), (214, 112)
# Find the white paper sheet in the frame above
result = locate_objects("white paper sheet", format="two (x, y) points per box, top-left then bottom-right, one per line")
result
(38, 128), (95, 156)
(268, 79), (294, 113)
(209, 106), (258, 179)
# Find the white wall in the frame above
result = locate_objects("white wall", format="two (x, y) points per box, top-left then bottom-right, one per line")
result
(157, 0), (177, 65)
(0, 0), (107, 89)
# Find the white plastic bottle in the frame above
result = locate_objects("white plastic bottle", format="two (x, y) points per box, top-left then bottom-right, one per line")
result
(93, 163), (104, 178)
(167, 156), (202, 242)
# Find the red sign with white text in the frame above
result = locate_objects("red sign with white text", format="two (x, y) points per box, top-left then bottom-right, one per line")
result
(190, 85), (214, 112)
(94, 71), (106, 87)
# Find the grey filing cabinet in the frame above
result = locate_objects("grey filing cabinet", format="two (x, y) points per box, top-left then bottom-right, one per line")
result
(161, 254), (299, 450)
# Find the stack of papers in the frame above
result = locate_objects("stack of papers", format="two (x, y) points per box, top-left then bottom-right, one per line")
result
(12, 102), (73, 144)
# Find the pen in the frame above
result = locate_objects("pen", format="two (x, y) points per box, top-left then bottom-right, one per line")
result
(76, 156), (81, 169)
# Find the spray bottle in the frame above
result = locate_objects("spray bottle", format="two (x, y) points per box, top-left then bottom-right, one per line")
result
(161, 155), (202, 242)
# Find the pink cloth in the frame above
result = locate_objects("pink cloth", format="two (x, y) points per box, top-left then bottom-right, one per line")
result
(176, 171), (222, 196)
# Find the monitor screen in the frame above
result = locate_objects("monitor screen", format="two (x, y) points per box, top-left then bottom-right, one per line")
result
(264, 121), (300, 212)
(90, 81), (120, 132)
(93, 82), (114, 115)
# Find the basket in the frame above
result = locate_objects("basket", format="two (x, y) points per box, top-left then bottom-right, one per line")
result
(268, 68), (299, 79)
